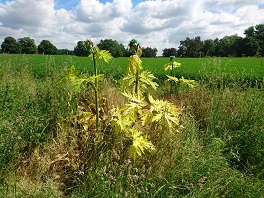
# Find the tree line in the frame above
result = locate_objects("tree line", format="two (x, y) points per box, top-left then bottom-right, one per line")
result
(163, 23), (264, 57)
(1, 23), (263, 57)
(0, 37), (158, 57)
(0, 36), (74, 55)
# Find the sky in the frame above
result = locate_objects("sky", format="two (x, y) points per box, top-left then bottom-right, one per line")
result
(0, 0), (264, 55)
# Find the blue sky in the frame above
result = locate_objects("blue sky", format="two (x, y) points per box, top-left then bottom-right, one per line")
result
(0, 0), (264, 54)
(259, 3), (264, 8)
(54, 0), (143, 10)
(0, 0), (144, 9)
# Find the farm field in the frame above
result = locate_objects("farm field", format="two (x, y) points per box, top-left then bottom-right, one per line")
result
(1, 54), (263, 84)
(0, 54), (264, 197)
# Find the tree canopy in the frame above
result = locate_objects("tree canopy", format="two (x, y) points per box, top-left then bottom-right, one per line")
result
(177, 36), (203, 57)
(38, 40), (58, 55)
(1, 36), (21, 54)
(18, 37), (37, 54)
(74, 41), (91, 56)
(175, 23), (264, 57)
(97, 39), (125, 57)
(142, 47), (158, 57)
(162, 48), (177, 57)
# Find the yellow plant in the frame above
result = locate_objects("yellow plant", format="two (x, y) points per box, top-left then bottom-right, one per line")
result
(63, 39), (112, 133)
(164, 56), (198, 94)
(112, 39), (182, 161)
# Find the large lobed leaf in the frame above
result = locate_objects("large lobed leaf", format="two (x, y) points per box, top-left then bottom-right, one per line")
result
(139, 71), (159, 91)
(142, 95), (181, 132)
(164, 61), (181, 71)
(128, 127), (155, 161)
(89, 46), (113, 63)
(62, 66), (104, 93)
(126, 55), (142, 75)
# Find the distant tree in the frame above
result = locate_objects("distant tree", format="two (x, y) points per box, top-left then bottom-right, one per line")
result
(172, 23), (264, 58)
(74, 41), (91, 56)
(240, 37), (260, 56)
(244, 26), (255, 37)
(162, 48), (177, 57)
(178, 36), (203, 57)
(18, 37), (37, 54)
(254, 24), (264, 56)
(142, 47), (158, 57)
(97, 39), (124, 57)
(57, 49), (74, 55)
(216, 35), (243, 57)
(38, 40), (57, 55)
(243, 23), (264, 56)
(123, 47), (131, 57)
(214, 38), (221, 56)
(202, 39), (216, 57)
(1, 36), (21, 53)
(254, 24), (264, 37)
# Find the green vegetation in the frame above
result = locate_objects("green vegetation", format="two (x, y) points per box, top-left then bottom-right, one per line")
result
(0, 53), (263, 197)
(1, 54), (263, 85)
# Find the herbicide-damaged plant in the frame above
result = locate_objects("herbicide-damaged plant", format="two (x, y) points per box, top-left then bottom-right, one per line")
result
(120, 39), (158, 97)
(165, 56), (198, 95)
(112, 40), (182, 161)
(63, 39), (112, 134)
(63, 39), (182, 162)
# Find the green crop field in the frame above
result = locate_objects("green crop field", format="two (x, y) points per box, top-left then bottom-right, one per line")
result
(1, 53), (264, 197)
(1, 54), (263, 85)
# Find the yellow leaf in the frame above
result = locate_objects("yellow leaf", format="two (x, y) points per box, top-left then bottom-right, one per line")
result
(126, 55), (142, 75)
(164, 61), (181, 71)
(145, 95), (181, 132)
(128, 128), (155, 161)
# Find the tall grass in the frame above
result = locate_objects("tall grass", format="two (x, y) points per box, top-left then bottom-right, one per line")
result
(0, 56), (78, 196)
(0, 55), (263, 197)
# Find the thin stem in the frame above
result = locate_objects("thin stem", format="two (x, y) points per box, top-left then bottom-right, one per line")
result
(135, 70), (139, 96)
(93, 53), (99, 132)
(170, 61), (174, 95)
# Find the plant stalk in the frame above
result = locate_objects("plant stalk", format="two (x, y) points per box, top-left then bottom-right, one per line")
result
(170, 61), (174, 95)
(135, 70), (139, 96)
(93, 52), (99, 132)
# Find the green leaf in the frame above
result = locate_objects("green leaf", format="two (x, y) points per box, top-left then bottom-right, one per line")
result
(122, 92), (145, 104)
(97, 49), (113, 63)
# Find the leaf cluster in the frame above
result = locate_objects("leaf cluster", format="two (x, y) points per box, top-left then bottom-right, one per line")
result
(166, 75), (199, 88)
(62, 39), (184, 161)
(164, 60), (199, 91)
(61, 66), (104, 93)
(89, 46), (112, 63)
(112, 42), (182, 160)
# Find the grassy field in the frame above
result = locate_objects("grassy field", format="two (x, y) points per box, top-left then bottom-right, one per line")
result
(0, 54), (264, 197)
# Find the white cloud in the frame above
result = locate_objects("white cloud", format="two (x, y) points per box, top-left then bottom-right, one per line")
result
(0, 0), (264, 55)
(0, 0), (56, 29)
(75, 0), (132, 22)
